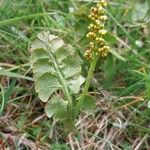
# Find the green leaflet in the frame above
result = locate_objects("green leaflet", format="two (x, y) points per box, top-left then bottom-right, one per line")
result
(45, 96), (68, 119)
(30, 31), (85, 103)
(35, 73), (62, 102)
(80, 94), (96, 115)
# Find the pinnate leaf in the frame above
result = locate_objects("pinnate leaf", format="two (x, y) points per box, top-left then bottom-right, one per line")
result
(30, 31), (85, 102)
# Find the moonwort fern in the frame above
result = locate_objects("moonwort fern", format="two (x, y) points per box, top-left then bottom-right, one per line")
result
(30, 0), (109, 131)
(30, 31), (85, 129)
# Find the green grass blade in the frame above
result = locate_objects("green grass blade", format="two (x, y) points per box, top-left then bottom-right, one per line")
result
(0, 70), (33, 81)
(0, 79), (16, 116)
(0, 13), (52, 27)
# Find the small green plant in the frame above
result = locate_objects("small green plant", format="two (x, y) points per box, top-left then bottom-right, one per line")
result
(29, 0), (109, 131)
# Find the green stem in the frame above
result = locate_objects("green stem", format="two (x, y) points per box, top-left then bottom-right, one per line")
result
(79, 56), (99, 104)
(46, 46), (75, 130)
(48, 51), (73, 107)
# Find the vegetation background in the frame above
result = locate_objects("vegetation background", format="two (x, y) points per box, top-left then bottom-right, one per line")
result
(0, 0), (150, 149)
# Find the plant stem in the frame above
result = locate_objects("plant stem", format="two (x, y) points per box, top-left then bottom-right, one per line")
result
(47, 46), (75, 129)
(79, 56), (99, 104)
(47, 51), (73, 107)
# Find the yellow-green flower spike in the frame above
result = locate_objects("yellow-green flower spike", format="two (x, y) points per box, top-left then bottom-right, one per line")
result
(98, 29), (107, 35)
(84, 0), (110, 60)
(100, 0), (108, 7)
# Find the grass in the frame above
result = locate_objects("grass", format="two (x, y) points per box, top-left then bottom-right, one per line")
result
(0, 0), (150, 149)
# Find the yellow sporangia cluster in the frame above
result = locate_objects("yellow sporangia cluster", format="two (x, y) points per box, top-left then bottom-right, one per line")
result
(84, 0), (110, 60)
